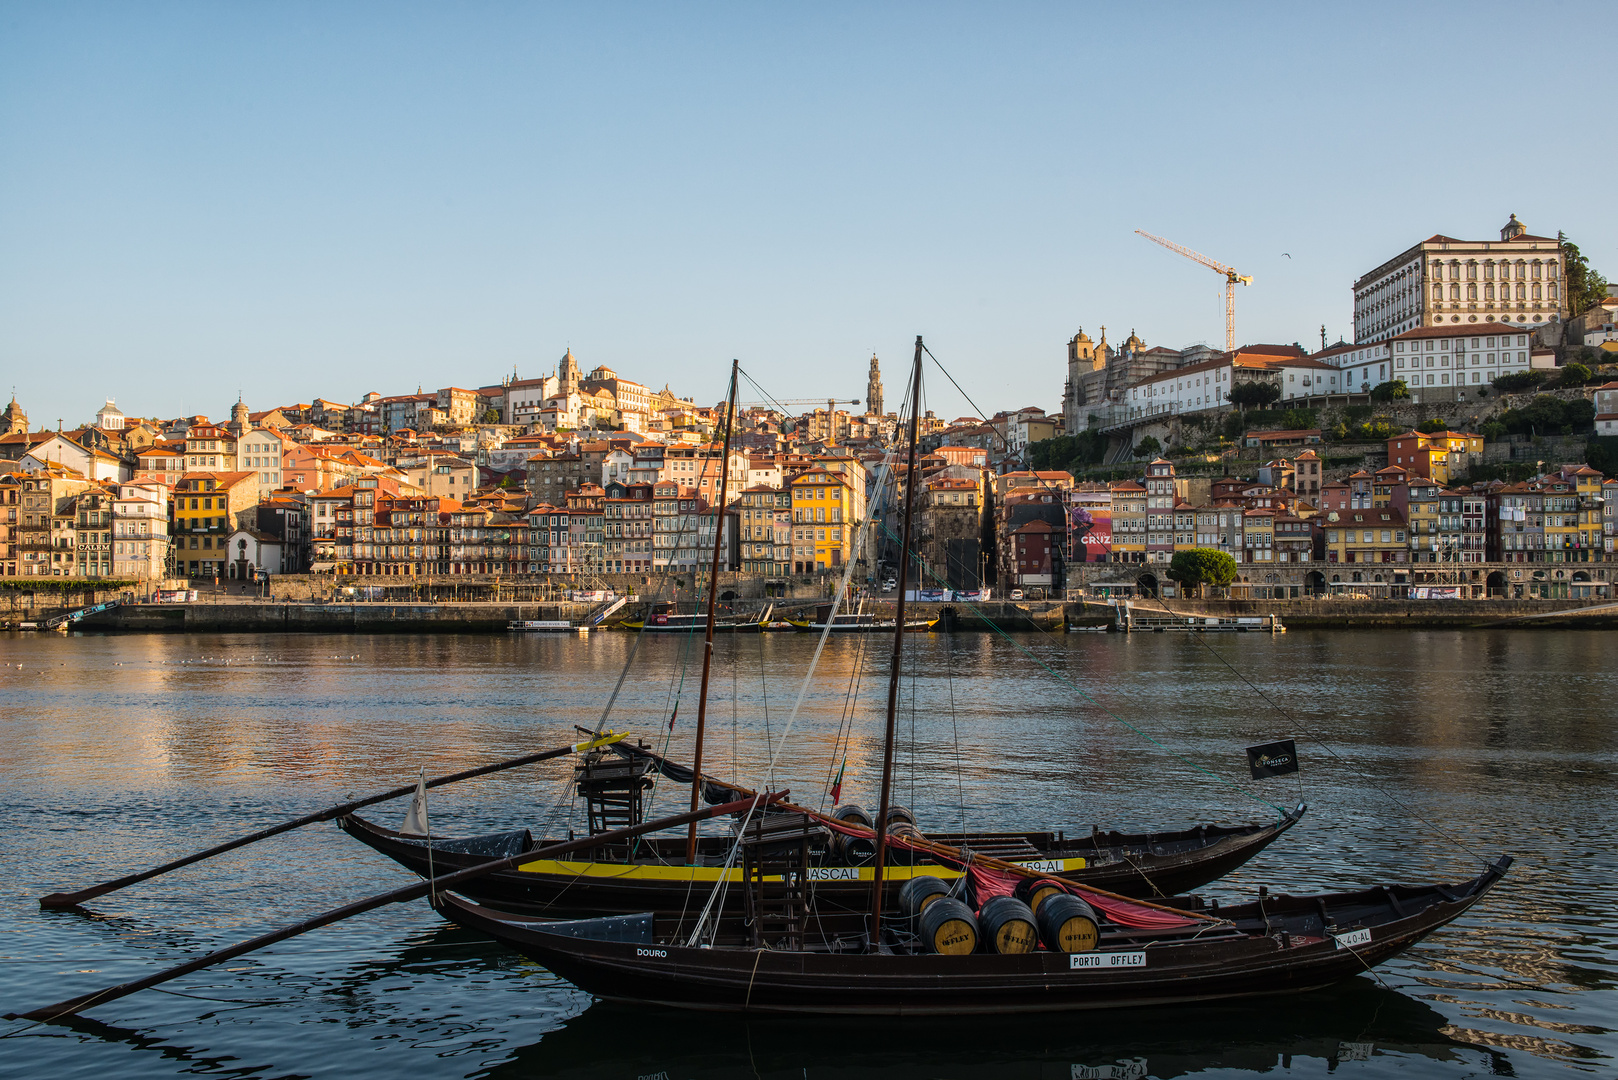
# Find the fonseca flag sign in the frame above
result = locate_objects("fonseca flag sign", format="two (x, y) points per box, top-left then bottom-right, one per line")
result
(1246, 739), (1299, 779)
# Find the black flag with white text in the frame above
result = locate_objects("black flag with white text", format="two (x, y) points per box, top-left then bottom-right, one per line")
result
(1246, 739), (1299, 779)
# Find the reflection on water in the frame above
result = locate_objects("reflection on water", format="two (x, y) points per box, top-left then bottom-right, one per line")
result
(0, 629), (1613, 1078)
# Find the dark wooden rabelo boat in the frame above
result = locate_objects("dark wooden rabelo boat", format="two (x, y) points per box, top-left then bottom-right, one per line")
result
(435, 339), (1511, 1016)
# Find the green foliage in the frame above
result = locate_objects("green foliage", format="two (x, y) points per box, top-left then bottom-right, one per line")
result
(0, 579), (137, 595)
(1480, 420), (1508, 440)
(1241, 407), (1318, 431)
(1495, 395), (1596, 437)
(1228, 381), (1282, 409)
(1339, 404), (1374, 424)
(1559, 362), (1593, 387)
(1133, 435), (1163, 459)
(1475, 387), (1489, 399)
(1370, 380), (1410, 403)
(1027, 431), (1108, 474)
(1585, 437), (1618, 476)
(1330, 419), (1397, 442)
(480, 408), (502, 423)
(1416, 418), (1450, 433)
(1493, 370), (1547, 393)
(1166, 548), (1238, 588)
(1563, 236), (1610, 316)
(1220, 410), (1245, 440)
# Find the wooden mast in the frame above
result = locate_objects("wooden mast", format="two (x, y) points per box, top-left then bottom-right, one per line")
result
(870, 336), (925, 945)
(686, 359), (741, 864)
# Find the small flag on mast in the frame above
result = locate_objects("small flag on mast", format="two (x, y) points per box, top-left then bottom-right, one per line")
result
(1246, 739), (1299, 779)
(668, 705), (678, 732)
(402, 767), (430, 835)
(830, 757), (847, 804)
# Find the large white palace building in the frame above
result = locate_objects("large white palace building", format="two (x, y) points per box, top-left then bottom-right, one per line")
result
(1353, 215), (1566, 343)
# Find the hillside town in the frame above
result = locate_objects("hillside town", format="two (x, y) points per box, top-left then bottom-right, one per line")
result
(2, 216), (1616, 604)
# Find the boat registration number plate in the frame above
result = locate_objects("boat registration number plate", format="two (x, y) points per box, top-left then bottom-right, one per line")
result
(1014, 857), (1085, 872)
(1070, 951), (1145, 969)
(1333, 928), (1372, 949)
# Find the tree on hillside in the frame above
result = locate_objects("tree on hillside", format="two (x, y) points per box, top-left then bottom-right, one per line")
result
(1370, 379), (1410, 403)
(1559, 362), (1593, 387)
(1493, 370), (1547, 393)
(480, 407), (501, 423)
(1167, 548), (1238, 594)
(1133, 435), (1162, 459)
(1228, 381), (1282, 410)
(1562, 235), (1610, 316)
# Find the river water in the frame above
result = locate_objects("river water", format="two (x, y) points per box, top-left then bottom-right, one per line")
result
(0, 627), (1613, 1078)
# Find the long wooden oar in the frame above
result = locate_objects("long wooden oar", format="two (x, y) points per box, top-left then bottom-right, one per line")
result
(39, 730), (627, 910)
(10, 791), (779, 1024)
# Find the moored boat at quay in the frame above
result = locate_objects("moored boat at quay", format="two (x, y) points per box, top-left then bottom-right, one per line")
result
(438, 855), (1511, 1015)
(338, 794), (1307, 918)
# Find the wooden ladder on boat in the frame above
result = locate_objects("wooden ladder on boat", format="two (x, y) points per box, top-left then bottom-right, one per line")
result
(740, 813), (827, 950)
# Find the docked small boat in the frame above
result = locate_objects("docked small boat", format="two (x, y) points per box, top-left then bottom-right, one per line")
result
(507, 619), (587, 634)
(438, 854), (1510, 1015)
(339, 792), (1306, 916)
(788, 602), (936, 633)
(618, 602), (773, 633)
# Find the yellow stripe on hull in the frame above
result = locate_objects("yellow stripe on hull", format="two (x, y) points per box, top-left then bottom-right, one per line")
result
(514, 856), (1086, 881)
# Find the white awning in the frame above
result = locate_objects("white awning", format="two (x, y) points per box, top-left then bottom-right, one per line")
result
(309, 562), (337, 572)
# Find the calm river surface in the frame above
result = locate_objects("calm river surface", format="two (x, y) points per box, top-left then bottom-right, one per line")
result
(0, 627), (1613, 1079)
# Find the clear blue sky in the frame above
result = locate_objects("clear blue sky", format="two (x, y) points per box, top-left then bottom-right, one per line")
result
(2, 2), (1610, 428)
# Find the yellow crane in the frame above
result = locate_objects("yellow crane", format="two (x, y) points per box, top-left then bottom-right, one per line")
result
(1136, 229), (1252, 352)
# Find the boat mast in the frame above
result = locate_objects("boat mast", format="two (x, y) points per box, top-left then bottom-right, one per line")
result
(686, 359), (741, 864)
(870, 336), (924, 944)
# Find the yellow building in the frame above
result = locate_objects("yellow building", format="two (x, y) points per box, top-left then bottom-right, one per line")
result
(173, 471), (258, 579)
(788, 469), (855, 573)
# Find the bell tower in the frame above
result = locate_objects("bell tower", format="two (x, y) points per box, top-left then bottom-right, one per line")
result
(865, 354), (883, 416)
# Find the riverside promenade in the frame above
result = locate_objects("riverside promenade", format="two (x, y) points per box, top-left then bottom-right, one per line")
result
(12, 594), (1618, 633)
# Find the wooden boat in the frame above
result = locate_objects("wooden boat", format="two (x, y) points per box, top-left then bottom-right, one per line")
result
(787, 602), (936, 633)
(442, 851), (1510, 1015)
(618, 602), (772, 633)
(433, 339), (1511, 1017)
(438, 856), (1511, 1015)
(338, 795), (1306, 914)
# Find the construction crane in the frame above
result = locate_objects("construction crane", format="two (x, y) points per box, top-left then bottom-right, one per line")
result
(738, 398), (859, 447)
(1136, 229), (1252, 352)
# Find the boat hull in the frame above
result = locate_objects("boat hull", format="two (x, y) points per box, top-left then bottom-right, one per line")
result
(339, 805), (1304, 916)
(438, 858), (1509, 1015)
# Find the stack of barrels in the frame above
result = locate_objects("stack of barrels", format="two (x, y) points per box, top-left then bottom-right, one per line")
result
(829, 804), (922, 865)
(898, 874), (1101, 956)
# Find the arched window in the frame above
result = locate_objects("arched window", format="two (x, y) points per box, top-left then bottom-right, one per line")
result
(1467, 284), (1477, 300)
(1467, 262), (1478, 279)
(1486, 284), (1495, 301)
(1450, 284), (1461, 300)
(1433, 285), (1444, 302)
(1532, 261), (1542, 279)
(1484, 261), (1495, 279)
(1517, 284), (1527, 301)
(1532, 284), (1542, 300)
(1549, 281), (1558, 300)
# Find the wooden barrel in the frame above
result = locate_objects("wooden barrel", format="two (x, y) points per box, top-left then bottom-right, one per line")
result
(977, 895), (1039, 954)
(1015, 876), (1069, 914)
(883, 805), (917, 828)
(1036, 893), (1100, 954)
(831, 804), (876, 864)
(897, 875), (950, 920)
(917, 897), (978, 955)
